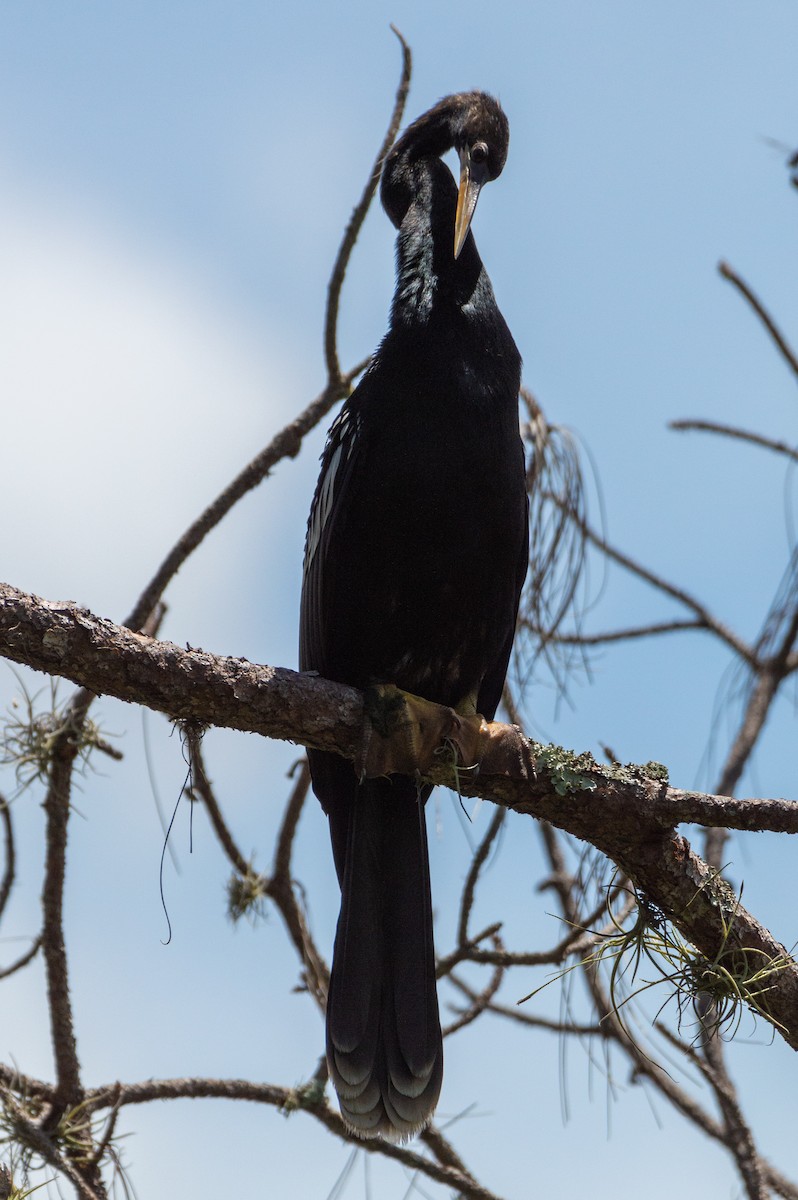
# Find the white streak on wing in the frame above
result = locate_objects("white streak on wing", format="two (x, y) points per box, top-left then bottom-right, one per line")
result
(302, 407), (362, 575)
(304, 440), (343, 574)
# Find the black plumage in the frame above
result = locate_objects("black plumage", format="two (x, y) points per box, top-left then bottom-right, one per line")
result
(300, 92), (528, 1139)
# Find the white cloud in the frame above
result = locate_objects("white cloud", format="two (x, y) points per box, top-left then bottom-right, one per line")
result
(0, 174), (302, 617)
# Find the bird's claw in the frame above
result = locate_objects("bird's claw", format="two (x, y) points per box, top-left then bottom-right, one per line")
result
(358, 685), (459, 778)
(357, 685), (536, 783)
(476, 720), (538, 781)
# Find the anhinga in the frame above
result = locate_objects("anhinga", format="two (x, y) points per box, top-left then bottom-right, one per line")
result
(300, 92), (528, 1139)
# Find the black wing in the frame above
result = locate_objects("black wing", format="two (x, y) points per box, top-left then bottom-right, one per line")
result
(299, 399), (363, 679)
(476, 484), (529, 721)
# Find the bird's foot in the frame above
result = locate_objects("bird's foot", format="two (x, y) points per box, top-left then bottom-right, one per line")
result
(357, 684), (536, 783)
(467, 717), (537, 780)
(358, 685), (455, 778)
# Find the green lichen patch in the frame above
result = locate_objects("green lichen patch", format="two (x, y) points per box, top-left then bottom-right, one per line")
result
(602, 759), (670, 786)
(532, 743), (599, 796)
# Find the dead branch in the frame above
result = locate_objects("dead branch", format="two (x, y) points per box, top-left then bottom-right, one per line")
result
(81, 1077), (507, 1200)
(669, 419), (798, 463)
(718, 260), (798, 382)
(2, 581), (798, 1051)
(323, 27), (411, 384)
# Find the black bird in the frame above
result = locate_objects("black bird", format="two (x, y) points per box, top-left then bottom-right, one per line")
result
(300, 92), (528, 1139)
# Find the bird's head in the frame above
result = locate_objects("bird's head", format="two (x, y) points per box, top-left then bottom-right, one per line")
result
(447, 93), (509, 259)
(382, 91), (510, 262)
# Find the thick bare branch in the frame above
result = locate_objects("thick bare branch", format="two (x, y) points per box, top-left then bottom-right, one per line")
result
(3, 584), (796, 823)
(3, 581), (798, 1051)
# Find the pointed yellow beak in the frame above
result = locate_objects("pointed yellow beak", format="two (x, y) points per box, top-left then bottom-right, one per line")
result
(454, 150), (490, 260)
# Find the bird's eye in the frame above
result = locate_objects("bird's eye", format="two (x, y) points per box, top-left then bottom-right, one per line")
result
(470, 142), (488, 164)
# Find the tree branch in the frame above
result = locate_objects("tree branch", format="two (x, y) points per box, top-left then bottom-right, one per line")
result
(3, 581), (798, 1053)
(547, 499), (756, 665)
(323, 26), (411, 384)
(83, 1077), (506, 1200)
(0, 797), (14, 922)
(123, 359), (369, 635)
(669, 419), (798, 464)
(522, 617), (707, 646)
(718, 261), (798, 383)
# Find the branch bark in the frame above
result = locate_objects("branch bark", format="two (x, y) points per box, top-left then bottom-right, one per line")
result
(2, 580), (798, 1051)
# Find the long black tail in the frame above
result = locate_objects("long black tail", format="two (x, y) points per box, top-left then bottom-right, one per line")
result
(325, 774), (443, 1139)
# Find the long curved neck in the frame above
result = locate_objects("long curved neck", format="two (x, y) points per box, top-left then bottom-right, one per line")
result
(381, 98), (463, 230)
(381, 104), (483, 326)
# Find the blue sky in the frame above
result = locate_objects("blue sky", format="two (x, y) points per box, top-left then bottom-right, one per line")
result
(0, 4), (797, 1197)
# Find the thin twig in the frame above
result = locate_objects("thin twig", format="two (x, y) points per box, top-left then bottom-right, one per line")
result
(706, 539), (798, 866)
(123, 360), (368, 635)
(186, 732), (328, 1006)
(701, 1029), (767, 1200)
(187, 729), (250, 878)
(419, 1124), (473, 1178)
(0, 796), (14, 921)
(523, 618), (706, 646)
(716, 607), (798, 802)
(551, 500), (755, 665)
(324, 26), (412, 383)
(268, 759), (329, 1007)
(436, 922), (503, 978)
(41, 689), (93, 1114)
(456, 806), (505, 948)
(443, 946), (505, 1038)
(670, 419), (798, 463)
(123, 49), (407, 634)
(272, 757), (312, 886)
(452, 981), (605, 1037)
(703, 601), (798, 1060)
(439, 915), (641, 971)
(534, 818), (725, 1130)
(86, 1085), (122, 1172)
(0, 934), (42, 979)
(657, 1025), (798, 1200)
(719, 260), (798, 382)
(83, 1076), (507, 1200)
